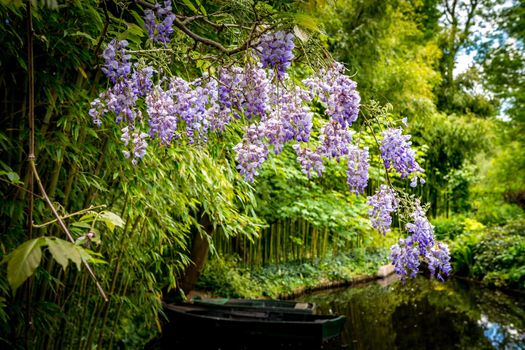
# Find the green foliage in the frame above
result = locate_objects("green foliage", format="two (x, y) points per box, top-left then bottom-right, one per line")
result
(195, 255), (262, 298)
(197, 249), (389, 298)
(449, 219), (525, 289)
(321, 0), (441, 117)
(1, 237), (100, 293)
(431, 215), (466, 240)
(2, 239), (45, 293)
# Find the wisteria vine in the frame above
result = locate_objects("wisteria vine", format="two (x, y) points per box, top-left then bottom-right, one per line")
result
(89, 1), (450, 282)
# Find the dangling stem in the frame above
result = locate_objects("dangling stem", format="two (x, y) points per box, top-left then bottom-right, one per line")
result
(26, 0), (34, 240)
(25, 3), (34, 347)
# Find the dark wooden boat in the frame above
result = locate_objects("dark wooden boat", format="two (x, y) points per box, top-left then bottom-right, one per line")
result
(161, 303), (346, 349)
(191, 296), (316, 314)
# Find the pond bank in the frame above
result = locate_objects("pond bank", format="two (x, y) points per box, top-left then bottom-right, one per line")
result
(278, 264), (396, 299)
(192, 249), (395, 300)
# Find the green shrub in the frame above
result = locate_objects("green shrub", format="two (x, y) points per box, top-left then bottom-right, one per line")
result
(432, 216), (466, 240)
(473, 199), (524, 226)
(449, 219), (525, 290)
(196, 256), (262, 298)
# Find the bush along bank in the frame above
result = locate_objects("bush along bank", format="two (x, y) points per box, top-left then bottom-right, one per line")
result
(434, 217), (525, 291)
(195, 248), (391, 299)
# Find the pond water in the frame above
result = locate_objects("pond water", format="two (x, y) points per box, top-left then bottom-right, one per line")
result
(297, 276), (525, 349)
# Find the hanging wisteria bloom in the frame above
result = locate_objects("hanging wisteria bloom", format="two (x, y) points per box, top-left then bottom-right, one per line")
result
(380, 128), (424, 186)
(89, 97), (107, 127)
(240, 64), (271, 119)
(390, 202), (451, 282)
(105, 79), (140, 124)
(218, 66), (244, 120)
(293, 144), (324, 178)
(318, 120), (354, 161)
(262, 114), (294, 155)
(303, 62), (360, 128)
(131, 66), (154, 97)
(406, 201), (435, 255)
(121, 126), (149, 164)
(146, 85), (178, 145)
(390, 238), (420, 280)
(144, 1), (176, 46)
(233, 124), (269, 182)
(261, 86), (313, 155)
(256, 31), (295, 79)
(347, 145), (369, 194)
(426, 243), (452, 281)
(368, 185), (398, 235)
(101, 39), (131, 83)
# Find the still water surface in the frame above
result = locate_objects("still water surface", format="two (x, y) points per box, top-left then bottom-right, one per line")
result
(298, 276), (525, 349)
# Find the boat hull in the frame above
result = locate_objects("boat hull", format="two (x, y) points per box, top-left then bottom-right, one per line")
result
(161, 304), (346, 349)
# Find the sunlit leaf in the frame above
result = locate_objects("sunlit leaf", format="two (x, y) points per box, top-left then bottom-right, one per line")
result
(3, 238), (46, 292)
(182, 0), (198, 13)
(98, 211), (125, 232)
(45, 237), (82, 271)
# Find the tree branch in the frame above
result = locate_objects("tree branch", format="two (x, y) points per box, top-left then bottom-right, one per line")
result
(32, 205), (106, 228)
(136, 0), (261, 55)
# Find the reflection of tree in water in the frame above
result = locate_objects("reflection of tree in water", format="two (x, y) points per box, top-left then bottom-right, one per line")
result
(299, 277), (525, 350)
(392, 297), (492, 349)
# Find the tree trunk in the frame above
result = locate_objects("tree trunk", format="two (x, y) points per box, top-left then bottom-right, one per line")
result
(179, 212), (214, 295)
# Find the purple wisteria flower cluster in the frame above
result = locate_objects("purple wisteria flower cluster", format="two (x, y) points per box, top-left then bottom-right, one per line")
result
(89, 39), (156, 163)
(233, 124), (269, 182)
(257, 31), (295, 79)
(293, 144), (324, 178)
(367, 185), (398, 235)
(101, 39), (131, 84)
(318, 120), (354, 161)
(303, 62), (361, 128)
(121, 126), (149, 165)
(390, 201), (451, 282)
(347, 145), (369, 195)
(90, 20), (451, 281)
(144, 1), (176, 46)
(380, 128), (424, 187)
(233, 82), (313, 180)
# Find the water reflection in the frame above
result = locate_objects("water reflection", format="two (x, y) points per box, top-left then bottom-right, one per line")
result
(298, 277), (525, 349)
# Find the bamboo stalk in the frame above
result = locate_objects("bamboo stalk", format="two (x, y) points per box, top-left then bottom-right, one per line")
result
(301, 219), (306, 262)
(30, 160), (108, 301)
(322, 226), (329, 258)
(270, 223), (274, 264)
(107, 275), (131, 349)
(95, 214), (143, 347)
(312, 226), (318, 259)
(76, 273), (90, 349)
(264, 227), (269, 264)
(274, 222), (279, 264)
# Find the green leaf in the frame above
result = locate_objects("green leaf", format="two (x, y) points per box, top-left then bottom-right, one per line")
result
(4, 238), (46, 292)
(182, 0), (198, 13)
(293, 13), (321, 32)
(98, 211), (125, 232)
(293, 26), (309, 43)
(45, 237), (82, 271)
(194, 0), (207, 15)
(71, 221), (92, 229)
(0, 171), (21, 184)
